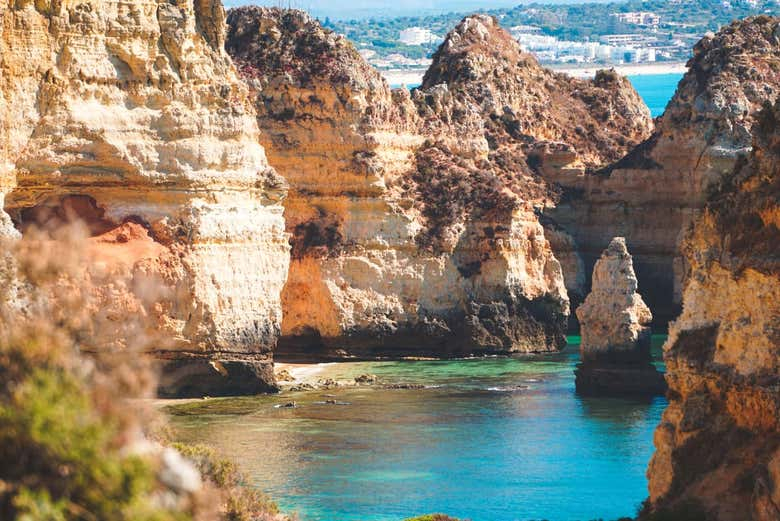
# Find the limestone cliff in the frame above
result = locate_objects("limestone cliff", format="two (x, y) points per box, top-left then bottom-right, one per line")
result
(542, 16), (780, 325)
(226, 9), (652, 358)
(645, 99), (780, 520)
(0, 0), (290, 396)
(577, 237), (653, 361)
(575, 237), (664, 395)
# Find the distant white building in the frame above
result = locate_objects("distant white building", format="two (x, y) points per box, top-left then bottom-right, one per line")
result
(399, 27), (441, 46)
(509, 25), (543, 37)
(610, 12), (660, 28)
(620, 47), (657, 63)
(599, 34), (658, 46)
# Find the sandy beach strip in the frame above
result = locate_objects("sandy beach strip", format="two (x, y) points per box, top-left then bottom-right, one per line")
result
(275, 362), (332, 382)
(549, 61), (689, 79)
(381, 61), (688, 86)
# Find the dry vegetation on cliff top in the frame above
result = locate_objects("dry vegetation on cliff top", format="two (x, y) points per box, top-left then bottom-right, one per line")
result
(0, 225), (289, 521)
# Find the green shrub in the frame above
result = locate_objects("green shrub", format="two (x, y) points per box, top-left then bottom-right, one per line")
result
(172, 443), (282, 521)
(0, 228), (289, 521)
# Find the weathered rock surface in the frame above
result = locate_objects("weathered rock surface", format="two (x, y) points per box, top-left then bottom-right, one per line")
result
(645, 100), (780, 521)
(0, 0), (289, 395)
(575, 237), (665, 395)
(577, 237), (653, 361)
(226, 9), (652, 360)
(542, 16), (780, 326)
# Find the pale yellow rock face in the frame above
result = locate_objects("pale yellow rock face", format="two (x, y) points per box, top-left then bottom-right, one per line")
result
(646, 98), (780, 520)
(576, 237), (652, 361)
(0, 1), (289, 365)
(227, 8), (570, 356)
(541, 17), (780, 325)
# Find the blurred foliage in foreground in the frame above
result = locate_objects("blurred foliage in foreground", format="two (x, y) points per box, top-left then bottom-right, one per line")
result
(0, 224), (290, 521)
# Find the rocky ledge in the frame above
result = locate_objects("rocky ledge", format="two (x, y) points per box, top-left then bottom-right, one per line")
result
(575, 238), (666, 396)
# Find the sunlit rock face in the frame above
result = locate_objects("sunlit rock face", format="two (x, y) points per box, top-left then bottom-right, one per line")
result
(645, 99), (780, 521)
(226, 9), (654, 359)
(0, 0), (290, 396)
(574, 237), (664, 395)
(541, 16), (780, 327)
(577, 237), (652, 361)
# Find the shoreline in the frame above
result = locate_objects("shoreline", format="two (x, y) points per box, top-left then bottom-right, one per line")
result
(381, 61), (688, 86)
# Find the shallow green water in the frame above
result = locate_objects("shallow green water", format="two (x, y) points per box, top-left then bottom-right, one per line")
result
(168, 337), (667, 521)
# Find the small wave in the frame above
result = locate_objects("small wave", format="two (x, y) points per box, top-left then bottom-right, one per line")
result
(486, 385), (530, 392)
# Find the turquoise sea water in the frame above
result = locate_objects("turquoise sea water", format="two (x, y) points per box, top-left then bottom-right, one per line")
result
(627, 73), (684, 118)
(168, 337), (667, 521)
(391, 73), (683, 118)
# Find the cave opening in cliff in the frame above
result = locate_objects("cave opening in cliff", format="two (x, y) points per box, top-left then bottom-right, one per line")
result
(8, 194), (153, 241)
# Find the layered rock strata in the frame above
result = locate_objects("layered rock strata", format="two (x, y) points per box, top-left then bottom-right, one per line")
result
(0, 0), (290, 396)
(226, 9), (652, 360)
(645, 99), (780, 521)
(541, 16), (780, 326)
(575, 237), (665, 395)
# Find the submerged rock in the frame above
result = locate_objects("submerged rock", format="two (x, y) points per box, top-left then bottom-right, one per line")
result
(574, 238), (665, 395)
(355, 374), (378, 384)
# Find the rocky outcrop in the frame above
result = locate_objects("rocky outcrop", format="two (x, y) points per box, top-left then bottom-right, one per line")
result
(542, 16), (780, 326)
(575, 237), (665, 395)
(645, 98), (780, 520)
(226, 9), (652, 360)
(0, 0), (290, 396)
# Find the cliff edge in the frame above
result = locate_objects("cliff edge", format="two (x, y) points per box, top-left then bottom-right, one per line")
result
(0, 0), (290, 396)
(645, 99), (780, 521)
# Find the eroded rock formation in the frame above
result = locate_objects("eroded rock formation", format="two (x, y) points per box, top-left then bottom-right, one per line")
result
(575, 237), (664, 395)
(645, 100), (780, 521)
(542, 16), (780, 325)
(0, 0), (290, 396)
(226, 9), (653, 359)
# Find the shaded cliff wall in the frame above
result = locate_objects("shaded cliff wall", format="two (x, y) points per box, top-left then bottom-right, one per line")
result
(645, 99), (780, 521)
(226, 9), (653, 359)
(540, 16), (780, 326)
(0, 0), (290, 395)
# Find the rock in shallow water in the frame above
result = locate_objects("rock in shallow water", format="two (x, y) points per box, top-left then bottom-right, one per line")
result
(575, 237), (666, 395)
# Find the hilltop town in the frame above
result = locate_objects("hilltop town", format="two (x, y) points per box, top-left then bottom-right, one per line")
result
(323, 0), (777, 71)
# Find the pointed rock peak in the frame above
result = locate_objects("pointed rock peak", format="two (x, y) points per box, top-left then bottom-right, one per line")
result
(659, 15), (780, 140)
(422, 14), (539, 89)
(591, 237), (642, 297)
(226, 6), (375, 88)
(605, 236), (629, 257)
(577, 237), (653, 355)
(574, 235), (664, 395)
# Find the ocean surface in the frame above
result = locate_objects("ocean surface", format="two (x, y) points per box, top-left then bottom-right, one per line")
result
(627, 73), (683, 118)
(390, 73), (683, 118)
(225, 0), (617, 20)
(168, 336), (667, 521)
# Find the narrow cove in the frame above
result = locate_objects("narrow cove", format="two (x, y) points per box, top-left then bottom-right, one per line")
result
(166, 336), (667, 521)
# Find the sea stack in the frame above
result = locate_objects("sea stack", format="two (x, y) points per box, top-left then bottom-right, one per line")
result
(575, 237), (666, 395)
